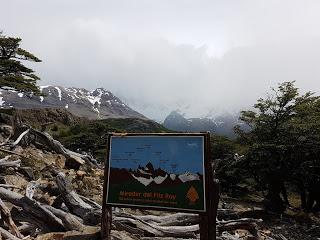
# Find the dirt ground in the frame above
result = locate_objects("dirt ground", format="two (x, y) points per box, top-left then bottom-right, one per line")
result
(222, 195), (320, 240)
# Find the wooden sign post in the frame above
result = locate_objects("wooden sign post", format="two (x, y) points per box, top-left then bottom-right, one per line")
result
(101, 133), (219, 240)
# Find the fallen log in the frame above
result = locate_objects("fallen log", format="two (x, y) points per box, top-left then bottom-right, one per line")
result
(113, 214), (198, 238)
(0, 198), (23, 238)
(0, 149), (25, 158)
(134, 212), (200, 226)
(114, 211), (199, 226)
(0, 187), (65, 232)
(217, 218), (262, 240)
(0, 184), (22, 189)
(79, 195), (102, 210)
(44, 205), (85, 231)
(29, 128), (98, 169)
(17, 222), (37, 235)
(0, 226), (21, 240)
(55, 172), (100, 225)
(6, 129), (30, 148)
(0, 159), (21, 168)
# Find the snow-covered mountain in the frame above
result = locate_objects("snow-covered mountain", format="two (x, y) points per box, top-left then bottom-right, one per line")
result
(129, 162), (202, 187)
(0, 86), (146, 120)
(163, 110), (244, 138)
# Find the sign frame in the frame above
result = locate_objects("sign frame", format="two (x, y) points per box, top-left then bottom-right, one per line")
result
(105, 133), (207, 213)
(101, 132), (219, 240)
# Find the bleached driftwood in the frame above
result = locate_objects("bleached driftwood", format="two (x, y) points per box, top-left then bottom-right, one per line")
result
(0, 184), (22, 189)
(0, 226), (22, 240)
(135, 212), (200, 226)
(113, 215), (198, 238)
(29, 128), (98, 168)
(0, 187), (65, 232)
(44, 205), (85, 231)
(0, 198), (23, 238)
(55, 172), (100, 225)
(217, 218), (262, 239)
(0, 157), (21, 168)
(0, 180), (263, 239)
(7, 129), (30, 148)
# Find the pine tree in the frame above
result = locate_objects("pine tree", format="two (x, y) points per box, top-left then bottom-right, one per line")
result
(0, 32), (42, 95)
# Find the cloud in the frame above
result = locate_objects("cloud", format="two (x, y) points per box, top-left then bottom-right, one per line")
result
(1, 0), (320, 120)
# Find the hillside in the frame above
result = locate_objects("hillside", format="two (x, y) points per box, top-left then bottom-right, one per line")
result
(0, 86), (145, 120)
(0, 108), (169, 162)
(52, 118), (169, 162)
(1, 108), (168, 162)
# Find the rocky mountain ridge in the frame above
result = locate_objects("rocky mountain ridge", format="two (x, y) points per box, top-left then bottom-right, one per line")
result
(0, 86), (146, 120)
(163, 110), (242, 138)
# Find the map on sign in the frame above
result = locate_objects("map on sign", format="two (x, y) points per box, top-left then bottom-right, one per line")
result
(106, 135), (206, 212)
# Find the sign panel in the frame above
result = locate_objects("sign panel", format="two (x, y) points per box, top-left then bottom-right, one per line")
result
(106, 134), (206, 212)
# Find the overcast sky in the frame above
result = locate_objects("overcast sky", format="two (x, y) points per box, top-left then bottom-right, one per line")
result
(2, 0), (320, 120)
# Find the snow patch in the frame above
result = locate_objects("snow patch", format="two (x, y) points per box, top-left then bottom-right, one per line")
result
(93, 107), (101, 119)
(0, 97), (4, 106)
(54, 87), (62, 101)
(87, 89), (103, 106)
(178, 172), (200, 183)
(138, 169), (152, 175)
(170, 174), (176, 181)
(88, 96), (101, 105)
(154, 174), (168, 184)
(40, 86), (50, 92)
(131, 174), (153, 186)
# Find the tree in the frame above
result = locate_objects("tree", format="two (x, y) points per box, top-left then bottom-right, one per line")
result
(0, 32), (42, 95)
(236, 81), (320, 212)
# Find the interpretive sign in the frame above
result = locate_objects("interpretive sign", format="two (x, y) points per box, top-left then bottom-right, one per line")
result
(105, 134), (206, 212)
(101, 133), (219, 240)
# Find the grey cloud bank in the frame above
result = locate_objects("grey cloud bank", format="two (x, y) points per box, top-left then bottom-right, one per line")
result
(1, 0), (320, 120)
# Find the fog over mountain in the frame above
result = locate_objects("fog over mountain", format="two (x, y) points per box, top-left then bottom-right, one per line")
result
(2, 0), (320, 121)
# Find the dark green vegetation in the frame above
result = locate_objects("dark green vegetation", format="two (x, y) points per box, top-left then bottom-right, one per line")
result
(0, 32), (42, 95)
(51, 117), (170, 162)
(107, 179), (204, 211)
(0, 108), (170, 163)
(216, 81), (320, 213)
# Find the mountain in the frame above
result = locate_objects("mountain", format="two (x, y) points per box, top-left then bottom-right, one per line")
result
(110, 162), (202, 187)
(0, 86), (145, 120)
(163, 111), (242, 138)
(132, 162), (203, 186)
(163, 111), (216, 132)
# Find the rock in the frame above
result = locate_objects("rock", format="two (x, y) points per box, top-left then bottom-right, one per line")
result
(76, 170), (86, 178)
(4, 175), (28, 191)
(20, 167), (35, 180)
(35, 227), (100, 240)
(56, 155), (66, 169)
